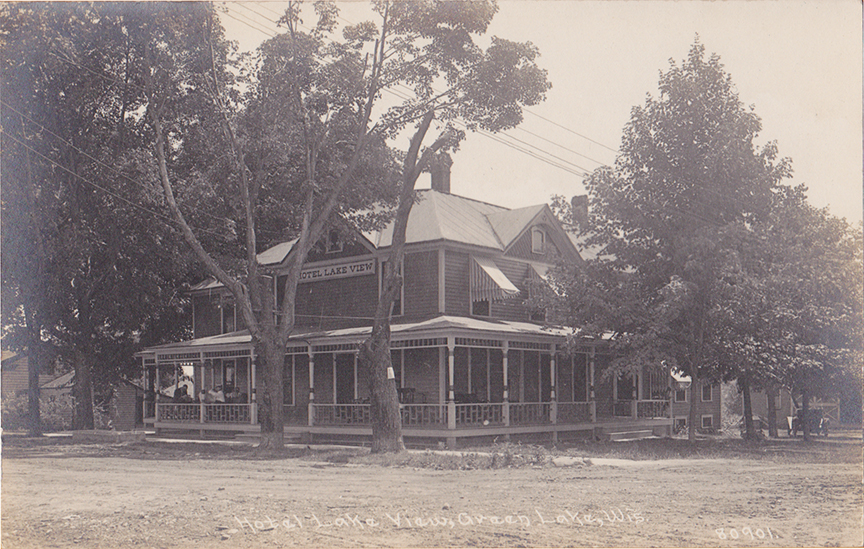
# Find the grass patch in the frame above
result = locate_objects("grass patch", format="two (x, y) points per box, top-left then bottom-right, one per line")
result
(3, 430), (858, 466)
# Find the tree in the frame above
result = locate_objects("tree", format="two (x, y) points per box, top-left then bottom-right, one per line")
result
(146, 0), (549, 452)
(544, 40), (790, 441)
(712, 186), (863, 440)
(356, 1), (551, 453)
(1, 3), (202, 430)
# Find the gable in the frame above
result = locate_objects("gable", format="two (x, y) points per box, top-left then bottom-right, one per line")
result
(502, 206), (582, 265)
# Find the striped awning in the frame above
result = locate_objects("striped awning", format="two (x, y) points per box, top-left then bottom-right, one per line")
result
(470, 256), (520, 302)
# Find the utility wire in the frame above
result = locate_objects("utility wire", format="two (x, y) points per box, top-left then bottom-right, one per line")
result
(228, 4), (595, 179)
(247, 1), (621, 157)
(1, 100), (240, 228)
(0, 128), (233, 240)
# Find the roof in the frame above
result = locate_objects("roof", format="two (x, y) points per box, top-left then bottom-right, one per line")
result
(40, 370), (74, 390)
(486, 205), (547, 247)
(363, 190), (510, 249)
(137, 315), (610, 358)
(190, 189), (581, 291)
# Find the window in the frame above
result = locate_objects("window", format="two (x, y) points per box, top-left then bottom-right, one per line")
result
(529, 309), (546, 322)
(471, 299), (490, 317)
(701, 415), (714, 430)
(675, 388), (688, 403)
(674, 417), (687, 433)
(701, 383), (712, 402)
(531, 227), (545, 254)
(326, 229), (343, 253)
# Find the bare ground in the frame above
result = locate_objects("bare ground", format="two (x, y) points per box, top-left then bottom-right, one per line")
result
(1, 432), (861, 548)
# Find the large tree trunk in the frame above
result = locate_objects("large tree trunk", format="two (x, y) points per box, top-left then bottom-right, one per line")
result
(359, 113), (448, 453)
(72, 348), (95, 430)
(255, 336), (286, 451)
(687, 369), (699, 442)
(741, 374), (756, 440)
(361, 324), (404, 453)
(766, 383), (778, 438)
(801, 387), (811, 442)
(26, 310), (42, 437)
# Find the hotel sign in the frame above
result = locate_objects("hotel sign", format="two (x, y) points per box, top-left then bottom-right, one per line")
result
(299, 259), (376, 283)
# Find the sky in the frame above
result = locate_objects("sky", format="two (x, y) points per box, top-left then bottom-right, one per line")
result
(220, 0), (863, 223)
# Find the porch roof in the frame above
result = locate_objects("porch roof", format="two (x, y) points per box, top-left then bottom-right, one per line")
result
(137, 315), (606, 358)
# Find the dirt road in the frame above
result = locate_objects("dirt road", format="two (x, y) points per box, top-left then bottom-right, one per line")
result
(2, 438), (861, 548)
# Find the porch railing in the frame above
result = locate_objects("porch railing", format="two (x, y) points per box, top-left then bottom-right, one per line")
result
(454, 403), (504, 426)
(156, 399), (670, 430)
(510, 402), (552, 425)
(156, 403), (253, 424)
(314, 404), (371, 426)
(158, 403), (200, 422)
(401, 404), (447, 427)
(613, 400), (633, 417)
(556, 401), (592, 424)
(637, 399), (669, 419)
(205, 404), (251, 423)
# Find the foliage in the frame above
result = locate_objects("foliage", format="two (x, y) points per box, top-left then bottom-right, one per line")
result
(0, 3), (208, 429)
(711, 186), (863, 420)
(542, 40), (792, 440)
(354, 0), (550, 453)
(1, 393), (110, 432)
(145, 0), (549, 450)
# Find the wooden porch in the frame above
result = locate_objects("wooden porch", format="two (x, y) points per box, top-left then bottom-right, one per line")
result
(146, 399), (672, 447)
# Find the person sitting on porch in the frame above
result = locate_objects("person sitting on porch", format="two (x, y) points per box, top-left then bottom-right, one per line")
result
(209, 386), (225, 403)
(176, 386), (193, 403)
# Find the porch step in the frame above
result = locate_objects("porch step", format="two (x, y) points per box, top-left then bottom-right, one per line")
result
(603, 429), (655, 442)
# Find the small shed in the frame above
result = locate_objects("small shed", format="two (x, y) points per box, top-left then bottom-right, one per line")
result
(110, 379), (145, 431)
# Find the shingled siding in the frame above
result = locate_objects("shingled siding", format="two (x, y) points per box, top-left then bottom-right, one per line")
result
(295, 271), (378, 329)
(403, 251), (438, 319)
(444, 250), (471, 316)
(505, 223), (562, 263)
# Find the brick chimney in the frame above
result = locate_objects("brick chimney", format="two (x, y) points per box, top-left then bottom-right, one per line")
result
(571, 194), (589, 228)
(428, 153), (453, 194)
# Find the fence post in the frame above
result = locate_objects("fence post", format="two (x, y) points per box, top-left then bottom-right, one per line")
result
(250, 402), (257, 425)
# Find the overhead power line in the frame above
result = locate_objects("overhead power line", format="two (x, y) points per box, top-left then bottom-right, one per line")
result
(1, 100), (240, 228)
(227, 3), (597, 179)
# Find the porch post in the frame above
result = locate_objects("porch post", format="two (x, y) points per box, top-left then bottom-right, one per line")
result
(249, 356), (255, 402)
(550, 345), (557, 444)
(668, 365), (674, 421)
(250, 354), (257, 425)
(550, 345), (557, 424)
(307, 345), (315, 427)
(502, 342), (509, 427)
(446, 337), (456, 449)
(589, 347), (596, 423)
(632, 367), (639, 419)
(353, 352), (359, 401)
(247, 358), (256, 425)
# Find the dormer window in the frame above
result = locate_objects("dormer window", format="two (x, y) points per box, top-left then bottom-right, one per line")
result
(531, 227), (545, 254)
(326, 229), (343, 254)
